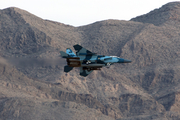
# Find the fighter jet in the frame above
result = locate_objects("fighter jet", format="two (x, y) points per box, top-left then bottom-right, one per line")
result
(60, 44), (131, 77)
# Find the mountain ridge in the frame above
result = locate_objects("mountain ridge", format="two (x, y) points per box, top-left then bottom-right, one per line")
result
(131, 2), (180, 26)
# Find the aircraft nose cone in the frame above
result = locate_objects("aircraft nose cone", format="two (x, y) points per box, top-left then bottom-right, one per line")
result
(118, 58), (131, 63)
(123, 59), (131, 63)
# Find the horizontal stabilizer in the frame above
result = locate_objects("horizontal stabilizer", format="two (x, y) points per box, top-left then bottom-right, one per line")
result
(60, 51), (69, 58)
(64, 65), (73, 73)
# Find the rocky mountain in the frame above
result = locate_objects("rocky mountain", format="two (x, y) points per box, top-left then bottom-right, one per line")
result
(0, 2), (180, 120)
(131, 2), (180, 27)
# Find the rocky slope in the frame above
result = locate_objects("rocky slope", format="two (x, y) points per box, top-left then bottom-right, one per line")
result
(0, 2), (180, 120)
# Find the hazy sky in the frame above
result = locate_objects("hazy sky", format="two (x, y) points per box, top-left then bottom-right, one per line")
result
(0, 0), (175, 26)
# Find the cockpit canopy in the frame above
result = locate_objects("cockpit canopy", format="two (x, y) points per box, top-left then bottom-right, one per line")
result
(110, 56), (119, 58)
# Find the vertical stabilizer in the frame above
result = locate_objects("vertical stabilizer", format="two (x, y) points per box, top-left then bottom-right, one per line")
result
(66, 48), (77, 57)
(60, 51), (69, 58)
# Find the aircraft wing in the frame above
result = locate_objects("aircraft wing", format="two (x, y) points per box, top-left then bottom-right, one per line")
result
(73, 44), (96, 56)
(79, 67), (93, 77)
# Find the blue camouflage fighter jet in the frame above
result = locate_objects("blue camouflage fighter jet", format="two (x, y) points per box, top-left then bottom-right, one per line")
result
(60, 44), (131, 77)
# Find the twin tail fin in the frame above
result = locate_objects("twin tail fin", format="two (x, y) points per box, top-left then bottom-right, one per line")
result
(60, 48), (77, 58)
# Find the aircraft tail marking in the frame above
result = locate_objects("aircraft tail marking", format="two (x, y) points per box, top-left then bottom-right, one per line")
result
(66, 48), (77, 57)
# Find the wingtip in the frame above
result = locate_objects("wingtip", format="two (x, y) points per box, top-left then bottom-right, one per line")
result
(73, 44), (83, 50)
(73, 44), (79, 46)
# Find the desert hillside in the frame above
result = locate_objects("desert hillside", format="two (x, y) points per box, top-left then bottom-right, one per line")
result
(0, 2), (180, 120)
